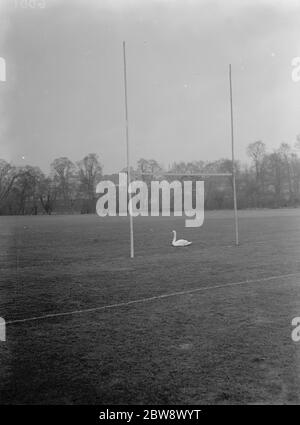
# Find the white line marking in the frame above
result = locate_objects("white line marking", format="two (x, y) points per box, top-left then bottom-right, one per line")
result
(4, 272), (300, 326)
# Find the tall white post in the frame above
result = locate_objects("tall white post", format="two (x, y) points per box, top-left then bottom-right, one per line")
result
(229, 64), (239, 246)
(123, 41), (134, 258)
(0, 57), (6, 82)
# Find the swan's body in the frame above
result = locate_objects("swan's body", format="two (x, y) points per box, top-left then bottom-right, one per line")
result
(171, 230), (192, 247)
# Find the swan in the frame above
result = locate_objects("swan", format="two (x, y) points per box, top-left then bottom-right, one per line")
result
(171, 230), (192, 247)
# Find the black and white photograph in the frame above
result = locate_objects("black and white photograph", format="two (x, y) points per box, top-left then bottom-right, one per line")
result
(1, 0), (300, 413)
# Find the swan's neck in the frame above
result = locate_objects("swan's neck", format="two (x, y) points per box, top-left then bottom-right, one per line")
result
(172, 231), (176, 243)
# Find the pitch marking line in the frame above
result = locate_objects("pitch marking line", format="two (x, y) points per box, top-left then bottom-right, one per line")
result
(3, 272), (300, 326)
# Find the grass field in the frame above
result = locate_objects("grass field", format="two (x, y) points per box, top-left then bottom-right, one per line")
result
(0, 209), (300, 404)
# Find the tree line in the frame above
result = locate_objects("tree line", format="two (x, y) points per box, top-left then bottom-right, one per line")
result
(0, 139), (300, 215)
(0, 153), (102, 215)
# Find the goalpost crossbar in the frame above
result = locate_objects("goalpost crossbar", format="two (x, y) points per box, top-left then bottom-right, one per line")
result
(137, 172), (233, 177)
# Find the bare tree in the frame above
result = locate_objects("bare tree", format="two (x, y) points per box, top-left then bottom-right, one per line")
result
(51, 157), (76, 210)
(247, 141), (267, 205)
(38, 176), (57, 215)
(0, 160), (18, 212)
(278, 143), (294, 202)
(76, 153), (102, 212)
(14, 166), (44, 215)
(247, 141), (266, 178)
(136, 158), (163, 183)
(291, 153), (300, 199)
(266, 152), (284, 206)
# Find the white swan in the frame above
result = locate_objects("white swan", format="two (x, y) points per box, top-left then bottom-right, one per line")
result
(171, 230), (192, 247)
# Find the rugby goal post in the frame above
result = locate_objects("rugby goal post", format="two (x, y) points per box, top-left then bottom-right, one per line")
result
(122, 42), (239, 258)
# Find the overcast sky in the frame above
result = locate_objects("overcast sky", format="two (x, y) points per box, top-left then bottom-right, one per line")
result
(0, 0), (299, 173)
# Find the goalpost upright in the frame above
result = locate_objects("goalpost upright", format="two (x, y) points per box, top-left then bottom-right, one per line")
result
(229, 64), (239, 246)
(122, 41), (134, 258)
(121, 44), (239, 257)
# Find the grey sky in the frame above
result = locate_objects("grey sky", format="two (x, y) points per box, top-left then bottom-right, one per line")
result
(0, 0), (300, 173)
